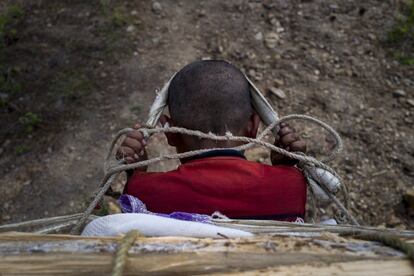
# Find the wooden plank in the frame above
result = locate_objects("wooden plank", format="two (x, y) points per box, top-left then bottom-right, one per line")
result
(0, 232), (412, 275)
(216, 260), (414, 276)
(0, 252), (405, 276)
(213, 219), (414, 238)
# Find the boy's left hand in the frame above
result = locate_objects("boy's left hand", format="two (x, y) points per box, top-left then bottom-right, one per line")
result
(271, 122), (306, 166)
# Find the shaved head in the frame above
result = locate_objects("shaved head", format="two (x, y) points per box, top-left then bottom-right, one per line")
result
(167, 60), (252, 135)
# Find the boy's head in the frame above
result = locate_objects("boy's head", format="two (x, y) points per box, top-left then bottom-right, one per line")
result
(160, 60), (260, 152)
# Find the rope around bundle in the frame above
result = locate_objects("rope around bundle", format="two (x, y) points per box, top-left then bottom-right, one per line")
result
(70, 114), (358, 234)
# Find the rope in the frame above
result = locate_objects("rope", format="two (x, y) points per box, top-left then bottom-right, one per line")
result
(112, 230), (139, 276)
(351, 233), (414, 264)
(70, 172), (120, 234)
(70, 114), (357, 234)
(301, 165), (358, 226)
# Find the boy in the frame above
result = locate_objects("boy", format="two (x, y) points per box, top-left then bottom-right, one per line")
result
(117, 60), (307, 221)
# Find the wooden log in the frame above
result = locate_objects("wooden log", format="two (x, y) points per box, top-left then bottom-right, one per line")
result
(212, 219), (414, 238)
(216, 260), (414, 276)
(0, 232), (412, 275)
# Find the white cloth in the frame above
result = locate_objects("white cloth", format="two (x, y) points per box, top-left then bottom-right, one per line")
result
(81, 213), (253, 238)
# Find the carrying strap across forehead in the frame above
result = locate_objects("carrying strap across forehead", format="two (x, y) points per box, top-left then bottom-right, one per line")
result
(145, 73), (279, 132)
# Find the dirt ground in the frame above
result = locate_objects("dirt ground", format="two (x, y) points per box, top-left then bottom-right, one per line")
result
(0, 0), (413, 228)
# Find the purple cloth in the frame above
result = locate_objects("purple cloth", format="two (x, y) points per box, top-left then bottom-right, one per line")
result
(119, 194), (211, 223)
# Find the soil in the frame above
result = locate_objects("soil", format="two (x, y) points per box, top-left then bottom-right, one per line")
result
(0, 0), (413, 228)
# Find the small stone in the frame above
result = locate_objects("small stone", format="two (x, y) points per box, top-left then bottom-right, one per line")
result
(403, 188), (414, 209)
(23, 180), (31, 186)
(407, 99), (414, 107)
(393, 89), (406, 97)
(274, 79), (284, 87)
(276, 27), (284, 33)
(264, 32), (279, 49)
(254, 72), (263, 81)
(152, 2), (162, 14)
(269, 86), (286, 99)
(329, 4), (339, 10)
(131, 10), (138, 16)
(254, 32), (263, 41)
(248, 69), (256, 78)
(198, 9), (206, 17)
(269, 18), (280, 26)
(126, 25), (136, 32)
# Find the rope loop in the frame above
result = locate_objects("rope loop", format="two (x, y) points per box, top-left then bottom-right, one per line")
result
(71, 113), (358, 234)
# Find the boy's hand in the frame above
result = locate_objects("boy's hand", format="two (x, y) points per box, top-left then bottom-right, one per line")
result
(116, 123), (147, 164)
(271, 122), (306, 166)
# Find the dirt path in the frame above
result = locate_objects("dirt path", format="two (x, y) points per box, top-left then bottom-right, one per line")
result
(0, 0), (413, 228)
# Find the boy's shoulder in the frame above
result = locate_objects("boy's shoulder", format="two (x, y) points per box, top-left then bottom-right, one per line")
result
(130, 156), (304, 181)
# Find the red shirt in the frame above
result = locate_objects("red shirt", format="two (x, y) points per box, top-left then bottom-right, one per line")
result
(125, 153), (307, 221)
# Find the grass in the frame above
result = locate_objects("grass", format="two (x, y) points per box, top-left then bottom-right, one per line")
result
(393, 51), (414, 65)
(386, 0), (414, 65)
(0, 4), (24, 48)
(50, 70), (94, 100)
(14, 145), (30, 155)
(99, 0), (133, 27)
(0, 4), (24, 103)
(18, 112), (42, 133)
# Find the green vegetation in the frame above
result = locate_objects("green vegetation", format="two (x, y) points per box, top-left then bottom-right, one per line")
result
(14, 145), (30, 155)
(18, 112), (42, 133)
(393, 51), (414, 65)
(96, 1), (135, 57)
(130, 105), (142, 113)
(99, 0), (132, 27)
(0, 4), (24, 48)
(0, 4), (24, 103)
(111, 7), (130, 27)
(387, 0), (414, 65)
(50, 70), (94, 99)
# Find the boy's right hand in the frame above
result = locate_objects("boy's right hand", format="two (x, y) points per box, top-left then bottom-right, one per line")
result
(116, 123), (147, 164)
(271, 122), (306, 166)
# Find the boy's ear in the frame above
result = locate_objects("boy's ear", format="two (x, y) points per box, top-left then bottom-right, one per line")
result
(245, 112), (261, 138)
(159, 115), (180, 147)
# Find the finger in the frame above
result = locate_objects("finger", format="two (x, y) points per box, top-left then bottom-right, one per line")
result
(117, 146), (136, 159)
(127, 130), (144, 140)
(128, 131), (147, 146)
(125, 156), (135, 164)
(280, 133), (299, 146)
(290, 140), (307, 153)
(278, 126), (295, 136)
(123, 137), (144, 153)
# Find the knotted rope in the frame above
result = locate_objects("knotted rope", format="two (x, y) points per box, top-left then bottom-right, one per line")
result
(112, 230), (139, 276)
(70, 114), (357, 234)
